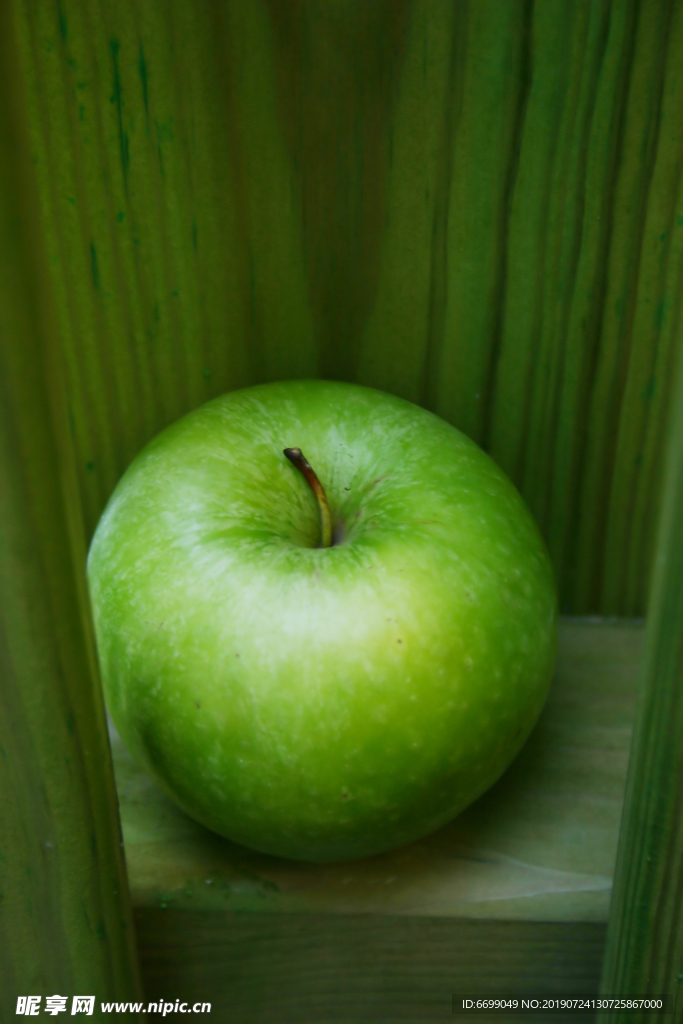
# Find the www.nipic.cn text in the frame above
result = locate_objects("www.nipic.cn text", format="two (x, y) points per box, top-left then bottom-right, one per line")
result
(16, 997), (211, 1015)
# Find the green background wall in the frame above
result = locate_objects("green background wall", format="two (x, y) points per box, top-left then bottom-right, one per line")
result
(16, 0), (683, 616)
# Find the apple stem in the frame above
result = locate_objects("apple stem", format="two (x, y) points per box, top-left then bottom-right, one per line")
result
(283, 448), (333, 548)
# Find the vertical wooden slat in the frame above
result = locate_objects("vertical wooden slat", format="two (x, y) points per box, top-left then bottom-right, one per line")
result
(356, 0), (458, 402)
(601, 0), (683, 614)
(598, 328), (683, 1014)
(517, 0), (611, 537)
(487, 0), (591, 485)
(210, 0), (320, 383)
(431, 0), (531, 446)
(546, 0), (637, 612)
(572, 0), (676, 612)
(0, 1), (142, 1016)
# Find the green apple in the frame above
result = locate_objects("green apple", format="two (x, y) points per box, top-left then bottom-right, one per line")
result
(87, 380), (557, 863)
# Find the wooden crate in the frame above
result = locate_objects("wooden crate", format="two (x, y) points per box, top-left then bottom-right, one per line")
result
(2, 2), (682, 1022)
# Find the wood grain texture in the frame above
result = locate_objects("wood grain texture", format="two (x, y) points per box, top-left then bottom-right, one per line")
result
(6, 2), (682, 1014)
(0, 2), (142, 1016)
(598, 305), (683, 1014)
(136, 911), (606, 1023)
(112, 620), (642, 925)
(14, 0), (683, 615)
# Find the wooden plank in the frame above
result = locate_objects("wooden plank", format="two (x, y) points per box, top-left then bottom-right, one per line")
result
(136, 912), (606, 1023)
(598, 0), (683, 615)
(0, 1), (142, 1015)
(598, 260), (683, 1015)
(112, 619), (643, 924)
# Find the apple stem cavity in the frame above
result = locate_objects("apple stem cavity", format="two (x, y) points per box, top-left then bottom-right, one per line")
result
(283, 447), (334, 548)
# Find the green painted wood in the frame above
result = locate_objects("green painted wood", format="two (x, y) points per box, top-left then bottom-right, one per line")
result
(136, 912), (606, 1023)
(574, 0), (683, 617)
(112, 620), (642, 925)
(598, 299), (683, 1013)
(0, 3), (142, 1017)
(6, 0), (683, 1012)
(14, 0), (683, 616)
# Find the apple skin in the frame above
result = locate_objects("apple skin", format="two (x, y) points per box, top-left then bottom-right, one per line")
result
(87, 380), (557, 863)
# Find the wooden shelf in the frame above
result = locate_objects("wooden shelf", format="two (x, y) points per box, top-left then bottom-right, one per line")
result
(112, 618), (643, 1020)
